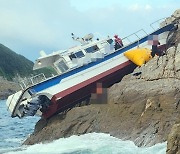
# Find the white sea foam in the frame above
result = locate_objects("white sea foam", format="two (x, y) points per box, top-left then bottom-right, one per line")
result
(5, 133), (167, 154)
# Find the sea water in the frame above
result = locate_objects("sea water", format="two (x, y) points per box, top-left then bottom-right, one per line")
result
(0, 100), (39, 153)
(0, 100), (167, 154)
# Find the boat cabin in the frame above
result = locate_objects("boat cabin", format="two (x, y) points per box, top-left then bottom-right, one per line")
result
(33, 37), (114, 75)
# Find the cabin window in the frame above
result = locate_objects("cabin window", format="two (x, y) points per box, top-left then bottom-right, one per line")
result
(75, 51), (85, 58)
(57, 60), (69, 73)
(69, 54), (76, 60)
(85, 45), (99, 53)
(107, 39), (113, 44)
(69, 51), (85, 60)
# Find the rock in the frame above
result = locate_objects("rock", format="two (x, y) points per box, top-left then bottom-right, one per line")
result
(161, 9), (180, 28)
(172, 9), (180, 19)
(24, 106), (101, 145)
(109, 76), (180, 146)
(166, 123), (180, 154)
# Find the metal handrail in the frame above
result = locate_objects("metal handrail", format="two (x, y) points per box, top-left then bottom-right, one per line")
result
(121, 17), (167, 45)
(19, 73), (47, 89)
(150, 17), (167, 30)
(121, 29), (148, 48)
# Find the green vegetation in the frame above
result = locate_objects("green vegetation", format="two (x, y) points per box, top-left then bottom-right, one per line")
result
(0, 43), (56, 80)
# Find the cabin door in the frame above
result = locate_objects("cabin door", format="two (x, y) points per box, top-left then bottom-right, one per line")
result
(54, 59), (69, 74)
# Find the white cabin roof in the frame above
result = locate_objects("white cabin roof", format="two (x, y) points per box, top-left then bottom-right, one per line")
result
(33, 36), (113, 73)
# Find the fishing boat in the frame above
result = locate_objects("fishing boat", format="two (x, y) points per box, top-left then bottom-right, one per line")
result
(6, 19), (177, 119)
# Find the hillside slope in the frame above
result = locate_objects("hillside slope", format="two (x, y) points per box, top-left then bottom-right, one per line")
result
(0, 44), (55, 80)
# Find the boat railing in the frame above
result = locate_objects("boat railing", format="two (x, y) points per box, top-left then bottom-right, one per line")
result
(19, 73), (46, 90)
(121, 29), (148, 47)
(118, 17), (167, 50)
(150, 17), (166, 30)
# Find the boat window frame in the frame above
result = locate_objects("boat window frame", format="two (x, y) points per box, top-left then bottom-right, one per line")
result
(107, 39), (113, 44)
(69, 50), (85, 60)
(75, 51), (85, 58)
(69, 53), (76, 60)
(85, 45), (99, 53)
(54, 58), (69, 74)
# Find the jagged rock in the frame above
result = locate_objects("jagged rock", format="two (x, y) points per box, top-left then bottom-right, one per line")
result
(161, 9), (180, 29)
(166, 123), (180, 154)
(108, 76), (180, 146)
(24, 106), (101, 145)
(172, 9), (180, 19)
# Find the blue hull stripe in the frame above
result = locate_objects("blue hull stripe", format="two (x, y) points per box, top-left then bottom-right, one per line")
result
(30, 24), (174, 93)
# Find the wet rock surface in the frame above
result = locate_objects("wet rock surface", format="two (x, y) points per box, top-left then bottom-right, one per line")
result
(24, 10), (180, 151)
(166, 123), (180, 154)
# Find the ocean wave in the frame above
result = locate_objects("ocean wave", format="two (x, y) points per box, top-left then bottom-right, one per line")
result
(4, 133), (166, 154)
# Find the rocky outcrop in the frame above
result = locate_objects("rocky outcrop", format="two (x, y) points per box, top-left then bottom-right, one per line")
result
(166, 123), (180, 154)
(24, 10), (180, 149)
(0, 77), (20, 100)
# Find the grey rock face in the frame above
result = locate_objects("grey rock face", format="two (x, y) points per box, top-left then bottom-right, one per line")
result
(166, 123), (180, 154)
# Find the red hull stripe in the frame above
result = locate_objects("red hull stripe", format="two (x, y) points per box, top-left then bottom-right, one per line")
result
(51, 60), (132, 103)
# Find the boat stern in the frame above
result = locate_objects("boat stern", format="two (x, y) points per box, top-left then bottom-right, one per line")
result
(6, 90), (23, 117)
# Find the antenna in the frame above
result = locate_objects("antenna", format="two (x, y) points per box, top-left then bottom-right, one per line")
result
(71, 33), (93, 45)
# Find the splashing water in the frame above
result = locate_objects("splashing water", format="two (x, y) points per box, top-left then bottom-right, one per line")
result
(5, 133), (166, 154)
(0, 100), (166, 154)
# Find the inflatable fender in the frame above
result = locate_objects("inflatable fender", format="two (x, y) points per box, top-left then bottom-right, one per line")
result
(124, 48), (152, 66)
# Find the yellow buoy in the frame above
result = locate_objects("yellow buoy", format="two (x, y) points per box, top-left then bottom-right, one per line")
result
(124, 48), (152, 66)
